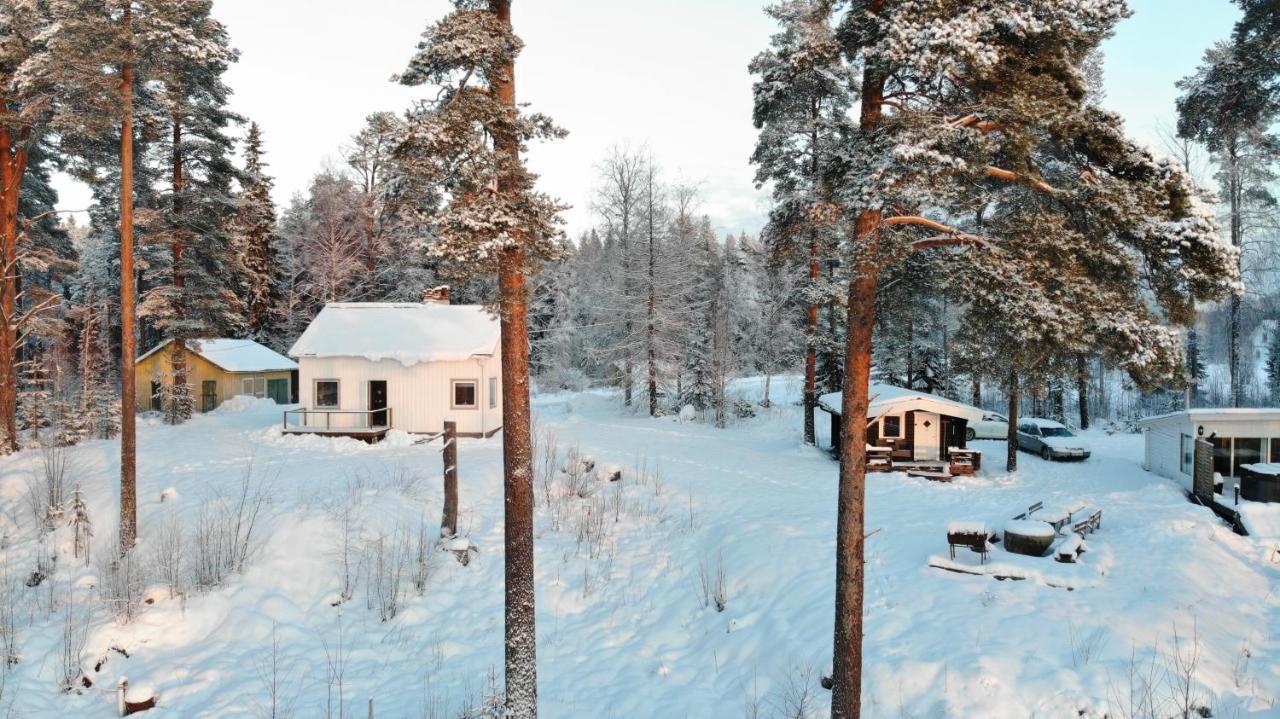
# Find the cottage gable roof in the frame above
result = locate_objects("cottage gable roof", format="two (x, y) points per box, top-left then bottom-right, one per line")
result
(817, 384), (986, 423)
(288, 303), (500, 367)
(137, 338), (298, 373)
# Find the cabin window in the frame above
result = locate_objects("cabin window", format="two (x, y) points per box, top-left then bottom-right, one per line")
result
(452, 380), (477, 409)
(1180, 434), (1194, 475)
(882, 415), (902, 438)
(488, 377), (497, 409)
(242, 377), (266, 398)
(315, 380), (339, 408)
(1212, 437), (1232, 478)
(1271, 438), (1280, 463)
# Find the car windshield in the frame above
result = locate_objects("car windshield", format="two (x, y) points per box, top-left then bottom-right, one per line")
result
(1040, 427), (1073, 437)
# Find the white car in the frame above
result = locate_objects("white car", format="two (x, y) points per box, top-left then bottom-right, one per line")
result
(967, 411), (1010, 441)
(1016, 418), (1091, 461)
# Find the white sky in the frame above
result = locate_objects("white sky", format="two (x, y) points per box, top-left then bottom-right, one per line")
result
(53, 0), (1240, 240)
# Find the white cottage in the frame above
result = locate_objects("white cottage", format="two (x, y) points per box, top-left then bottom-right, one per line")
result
(1135, 408), (1280, 484)
(287, 301), (502, 438)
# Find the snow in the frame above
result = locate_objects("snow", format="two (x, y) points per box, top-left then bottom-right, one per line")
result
(818, 383), (986, 422)
(288, 302), (500, 366)
(1238, 502), (1280, 540)
(1003, 519), (1057, 539)
(136, 338), (297, 373)
(0, 376), (1277, 717)
(1240, 463), (1280, 477)
(946, 520), (989, 536)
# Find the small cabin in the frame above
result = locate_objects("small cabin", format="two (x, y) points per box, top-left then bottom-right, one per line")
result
(135, 338), (297, 413)
(286, 300), (502, 439)
(818, 384), (984, 461)
(1136, 408), (1280, 486)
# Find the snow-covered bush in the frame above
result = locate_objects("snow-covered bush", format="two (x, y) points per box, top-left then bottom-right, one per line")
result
(191, 466), (267, 592)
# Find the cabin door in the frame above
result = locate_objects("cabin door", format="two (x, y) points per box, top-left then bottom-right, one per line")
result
(914, 412), (941, 461)
(369, 381), (388, 428)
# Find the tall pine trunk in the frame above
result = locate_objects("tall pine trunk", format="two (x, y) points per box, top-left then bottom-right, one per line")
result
(490, 1), (537, 714)
(119, 8), (138, 552)
(170, 115), (188, 423)
(1006, 370), (1019, 473)
(1227, 143), (1242, 408)
(804, 236), (818, 445)
(831, 28), (884, 715)
(1075, 353), (1089, 430)
(0, 120), (25, 454)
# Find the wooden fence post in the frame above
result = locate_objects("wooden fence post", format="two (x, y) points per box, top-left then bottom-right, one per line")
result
(442, 417), (458, 538)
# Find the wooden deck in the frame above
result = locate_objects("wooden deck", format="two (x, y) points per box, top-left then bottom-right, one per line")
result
(282, 407), (393, 443)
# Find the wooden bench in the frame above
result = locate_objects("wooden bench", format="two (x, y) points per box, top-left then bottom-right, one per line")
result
(1071, 509), (1102, 536)
(946, 522), (992, 563)
(1012, 501), (1044, 521)
(948, 448), (982, 475)
(1053, 532), (1086, 563)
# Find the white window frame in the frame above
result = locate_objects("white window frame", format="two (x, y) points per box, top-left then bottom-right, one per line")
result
(452, 379), (478, 409)
(315, 379), (340, 408)
(241, 376), (267, 398)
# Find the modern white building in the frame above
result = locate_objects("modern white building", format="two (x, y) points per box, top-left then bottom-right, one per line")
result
(1135, 409), (1280, 485)
(287, 301), (503, 438)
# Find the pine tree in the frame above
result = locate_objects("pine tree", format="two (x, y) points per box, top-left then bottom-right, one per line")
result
(395, 3), (567, 714)
(790, 2), (1243, 714)
(231, 122), (282, 345)
(750, 0), (852, 445)
(1178, 5), (1279, 407)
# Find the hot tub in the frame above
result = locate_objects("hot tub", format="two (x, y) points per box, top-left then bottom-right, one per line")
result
(1239, 464), (1280, 503)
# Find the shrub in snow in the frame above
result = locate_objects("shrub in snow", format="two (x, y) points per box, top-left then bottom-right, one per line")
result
(191, 466), (267, 592)
(732, 398), (756, 420)
(601, 463), (623, 482)
(678, 404), (696, 423)
(697, 550), (727, 612)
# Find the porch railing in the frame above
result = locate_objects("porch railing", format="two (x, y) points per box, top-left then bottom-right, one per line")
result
(283, 407), (393, 433)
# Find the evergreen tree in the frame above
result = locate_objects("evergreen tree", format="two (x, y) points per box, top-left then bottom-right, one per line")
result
(750, 0), (852, 444)
(231, 122), (282, 345)
(395, 3), (567, 713)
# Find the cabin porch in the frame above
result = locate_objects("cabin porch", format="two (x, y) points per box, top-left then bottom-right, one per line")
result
(282, 407), (393, 443)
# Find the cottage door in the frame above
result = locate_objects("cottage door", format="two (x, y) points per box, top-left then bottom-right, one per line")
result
(369, 381), (388, 428)
(914, 412), (941, 461)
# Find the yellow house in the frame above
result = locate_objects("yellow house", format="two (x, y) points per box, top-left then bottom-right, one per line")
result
(135, 338), (297, 413)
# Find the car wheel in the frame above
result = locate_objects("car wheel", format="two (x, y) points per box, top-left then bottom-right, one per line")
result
(965, 428), (976, 442)
(1040, 446), (1052, 461)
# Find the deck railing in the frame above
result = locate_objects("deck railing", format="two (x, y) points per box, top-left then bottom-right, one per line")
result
(283, 407), (393, 433)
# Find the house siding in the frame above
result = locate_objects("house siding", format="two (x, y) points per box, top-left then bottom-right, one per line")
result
(295, 354), (502, 435)
(134, 348), (293, 413)
(1140, 411), (1280, 485)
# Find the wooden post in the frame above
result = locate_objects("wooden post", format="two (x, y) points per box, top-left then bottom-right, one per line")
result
(441, 417), (458, 538)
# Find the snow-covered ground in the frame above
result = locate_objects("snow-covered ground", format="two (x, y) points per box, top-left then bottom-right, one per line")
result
(0, 377), (1277, 717)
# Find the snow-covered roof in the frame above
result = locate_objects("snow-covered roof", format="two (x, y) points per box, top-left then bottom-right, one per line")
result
(1021, 417), (1067, 429)
(1134, 408), (1280, 428)
(137, 338), (298, 373)
(288, 303), (500, 366)
(817, 384), (986, 423)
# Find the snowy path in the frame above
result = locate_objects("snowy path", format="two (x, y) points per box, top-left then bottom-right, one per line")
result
(0, 381), (1274, 717)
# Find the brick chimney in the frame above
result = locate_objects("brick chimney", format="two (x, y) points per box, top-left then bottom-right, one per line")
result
(422, 285), (450, 305)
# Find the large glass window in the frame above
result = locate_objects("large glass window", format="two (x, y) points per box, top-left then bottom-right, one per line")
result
(1234, 438), (1263, 474)
(1180, 434), (1194, 475)
(452, 380), (477, 409)
(882, 415), (902, 438)
(1271, 438), (1280, 464)
(1212, 437), (1232, 478)
(315, 380), (339, 408)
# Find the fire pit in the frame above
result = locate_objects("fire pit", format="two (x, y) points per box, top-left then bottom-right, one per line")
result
(1003, 520), (1056, 557)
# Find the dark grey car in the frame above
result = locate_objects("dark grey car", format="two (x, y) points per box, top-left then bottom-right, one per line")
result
(1016, 419), (1092, 461)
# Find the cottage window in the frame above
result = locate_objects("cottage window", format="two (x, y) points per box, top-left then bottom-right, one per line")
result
(882, 415), (901, 438)
(242, 377), (267, 398)
(452, 380), (477, 409)
(489, 377), (497, 409)
(315, 380), (339, 408)
(1272, 438), (1280, 464)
